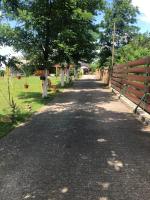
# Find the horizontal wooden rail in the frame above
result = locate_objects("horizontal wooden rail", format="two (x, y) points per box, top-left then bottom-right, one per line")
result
(111, 56), (150, 113)
(128, 67), (150, 73)
(123, 80), (145, 90)
(127, 75), (150, 82)
(126, 87), (144, 98)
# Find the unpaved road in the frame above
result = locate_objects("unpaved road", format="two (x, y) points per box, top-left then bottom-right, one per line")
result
(0, 75), (150, 200)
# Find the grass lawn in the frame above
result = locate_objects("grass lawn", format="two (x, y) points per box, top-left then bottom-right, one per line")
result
(0, 76), (61, 138)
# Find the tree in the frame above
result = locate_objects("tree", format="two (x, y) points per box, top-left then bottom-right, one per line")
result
(98, 0), (139, 68)
(0, 55), (21, 122)
(0, 0), (104, 92)
(0, 0), (58, 96)
(116, 33), (150, 63)
(53, 1), (103, 84)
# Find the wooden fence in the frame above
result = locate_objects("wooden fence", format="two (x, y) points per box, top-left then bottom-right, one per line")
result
(96, 68), (110, 84)
(111, 57), (150, 113)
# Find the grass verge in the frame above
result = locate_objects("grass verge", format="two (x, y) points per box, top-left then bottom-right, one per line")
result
(0, 76), (61, 138)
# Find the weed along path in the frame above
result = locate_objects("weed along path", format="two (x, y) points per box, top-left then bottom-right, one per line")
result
(0, 75), (150, 200)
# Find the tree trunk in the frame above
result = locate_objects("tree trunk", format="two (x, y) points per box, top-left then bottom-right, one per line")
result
(61, 68), (65, 87)
(66, 67), (70, 83)
(74, 67), (78, 80)
(42, 69), (48, 98)
(56, 66), (58, 77)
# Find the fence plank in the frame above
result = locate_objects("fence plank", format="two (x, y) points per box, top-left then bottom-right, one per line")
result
(122, 80), (145, 90)
(111, 80), (122, 88)
(125, 92), (140, 104)
(113, 68), (127, 73)
(112, 73), (125, 78)
(127, 57), (150, 67)
(111, 84), (121, 92)
(111, 57), (150, 113)
(111, 77), (124, 83)
(126, 87), (144, 98)
(127, 75), (150, 82)
(128, 66), (150, 73)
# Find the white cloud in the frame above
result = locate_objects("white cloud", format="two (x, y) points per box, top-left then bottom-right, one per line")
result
(132, 0), (150, 23)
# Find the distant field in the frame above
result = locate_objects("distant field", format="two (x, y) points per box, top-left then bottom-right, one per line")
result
(0, 76), (60, 138)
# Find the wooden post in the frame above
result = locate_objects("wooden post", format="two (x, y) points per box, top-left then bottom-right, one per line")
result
(42, 69), (48, 98)
(56, 66), (58, 77)
(110, 22), (116, 87)
(61, 68), (65, 87)
(112, 22), (116, 67)
(74, 67), (78, 80)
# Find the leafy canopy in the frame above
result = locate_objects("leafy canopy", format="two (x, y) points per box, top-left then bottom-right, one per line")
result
(98, 0), (139, 68)
(116, 33), (150, 63)
(0, 0), (104, 68)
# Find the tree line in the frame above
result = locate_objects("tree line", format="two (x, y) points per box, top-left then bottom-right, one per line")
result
(0, 0), (149, 72)
(0, 0), (104, 68)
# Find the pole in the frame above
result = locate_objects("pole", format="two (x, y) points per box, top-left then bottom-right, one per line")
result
(109, 22), (116, 88)
(112, 22), (116, 67)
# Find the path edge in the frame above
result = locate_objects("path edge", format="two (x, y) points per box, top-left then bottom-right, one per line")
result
(111, 88), (150, 126)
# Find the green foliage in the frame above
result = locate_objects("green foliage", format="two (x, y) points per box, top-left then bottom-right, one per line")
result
(98, 0), (139, 68)
(0, 0), (105, 69)
(90, 61), (99, 72)
(101, 0), (139, 46)
(116, 33), (150, 63)
(0, 55), (22, 71)
(53, 0), (105, 66)
(0, 55), (23, 123)
(0, 76), (60, 138)
(0, 70), (5, 76)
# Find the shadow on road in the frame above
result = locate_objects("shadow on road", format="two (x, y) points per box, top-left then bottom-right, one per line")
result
(0, 77), (150, 200)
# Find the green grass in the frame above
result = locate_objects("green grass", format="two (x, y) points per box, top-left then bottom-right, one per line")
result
(0, 76), (61, 138)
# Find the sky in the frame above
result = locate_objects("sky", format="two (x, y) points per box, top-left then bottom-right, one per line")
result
(132, 0), (150, 33)
(0, 0), (150, 57)
(95, 0), (150, 33)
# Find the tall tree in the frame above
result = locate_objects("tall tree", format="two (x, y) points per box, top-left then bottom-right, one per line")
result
(116, 33), (150, 63)
(98, 0), (139, 68)
(0, 0), (104, 94)
(54, 0), (104, 83)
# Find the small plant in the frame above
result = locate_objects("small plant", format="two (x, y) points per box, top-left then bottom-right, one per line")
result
(69, 76), (73, 84)
(51, 84), (57, 92)
(0, 56), (23, 123)
(9, 97), (18, 123)
(24, 83), (29, 89)
(6, 69), (18, 122)
(17, 75), (21, 79)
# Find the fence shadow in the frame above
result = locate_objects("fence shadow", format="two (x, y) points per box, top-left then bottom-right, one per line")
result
(0, 95), (149, 200)
(0, 77), (150, 199)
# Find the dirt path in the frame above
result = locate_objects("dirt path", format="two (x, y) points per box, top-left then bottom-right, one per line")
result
(0, 75), (150, 200)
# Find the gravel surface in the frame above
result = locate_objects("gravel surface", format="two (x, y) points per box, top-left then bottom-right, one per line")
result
(0, 75), (150, 200)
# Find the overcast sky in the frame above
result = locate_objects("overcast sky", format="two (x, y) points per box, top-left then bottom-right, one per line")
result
(0, 0), (150, 57)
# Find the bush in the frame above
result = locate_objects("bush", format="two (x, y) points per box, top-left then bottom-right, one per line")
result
(0, 70), (5, 77)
